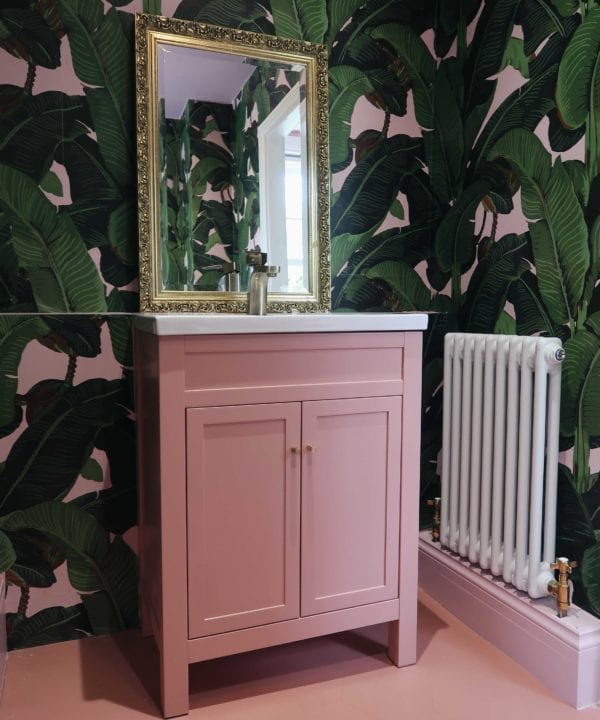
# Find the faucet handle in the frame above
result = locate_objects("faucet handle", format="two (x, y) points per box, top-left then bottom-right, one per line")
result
(246, 247), (266, 267)
(550, 557), (577, 574)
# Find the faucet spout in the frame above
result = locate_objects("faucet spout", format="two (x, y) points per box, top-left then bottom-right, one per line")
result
(246, 246), (279, 314)
(247, 265), (279, 315)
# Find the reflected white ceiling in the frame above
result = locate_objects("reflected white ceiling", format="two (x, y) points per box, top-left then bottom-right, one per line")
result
(158, 44), (257, 118)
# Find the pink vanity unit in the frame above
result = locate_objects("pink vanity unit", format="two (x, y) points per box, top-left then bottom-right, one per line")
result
(133, 312), (428, 717)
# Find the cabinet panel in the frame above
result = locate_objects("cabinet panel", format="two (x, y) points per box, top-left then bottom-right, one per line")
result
(187, 403), (301, 638)
(301, 396), (402, 615)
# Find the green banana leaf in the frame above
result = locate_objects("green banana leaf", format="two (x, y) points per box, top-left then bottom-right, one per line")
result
(81, 459), (103, 482)
(0, 8), (62, 68)
(548, 108), (586, 152)
(174, 0), (273, 32)
(0, 89), (89, 183)
(507, 271), (557, 336)
(57, 0), (134, 190)
(399, 169), (447, 225)
(582, 476), (600, 530)
(469, 64), (556, 177)
(585, 217), (600, 308)
(330, 0), (432, 67)
(70, 485), (136, 536)
(0, 315), (50, 429)
(369, 24), (435, 127)
(561, 329), (600, 437)
(434, 178), (491, 274)
(365, 261), (431, 311)
(332, 273), (388, 311)
(528, 13), (580, 78)
(491, 129), (589, 326)
(42, 316), (102, 357)
(423, 60), (463, 203)
(7, 604), (90, 650)
(108, 200), (136, 267)
(105, 289), (138, 367)
(326, 0), (366, 47)
(463, 0), (520, 115)
(556, 6), (600, 130)
(586, 312), (600, 341)
(367, 27), (462, 202)
(40, 170), (63, 197)
(1, 501), (138, 630)
(556, 464), (596, 559)
(0, 379), (126, 515)
(494, 311), (517, 334)
(334, 33), (407, 117)
(328, 66), (375, 170)
(0, 529), (16, 571)
(330, 134), (422, 238)
(271, 0), (327, 42)
(0, 216), (21, 309)
(0, 164), (107, 312)
(332, 224), (437, 309)
(582, 541), (600, 615)
(5, 532), (57, 588)
(197, 200), (236, 250)
(499, 37), (530, 77)
(563, 159), (590, 206)
(99, 245), (137, 289)
(461, 233), (530, 333)
(517, 0), (576, 56)
(331, 230), (377, 279)
(463, 81), (497, 162)
(59, 134), (123, 246)
(433, 0), (481, 58)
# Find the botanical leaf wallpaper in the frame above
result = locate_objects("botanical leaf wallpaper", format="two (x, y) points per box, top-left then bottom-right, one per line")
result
(1, 0), (599, 649)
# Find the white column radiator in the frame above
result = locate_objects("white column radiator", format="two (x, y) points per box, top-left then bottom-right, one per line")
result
(440, 333), (564, 598)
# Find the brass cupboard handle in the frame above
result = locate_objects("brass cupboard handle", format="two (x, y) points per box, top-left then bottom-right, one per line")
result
(291, 445), (317, 454)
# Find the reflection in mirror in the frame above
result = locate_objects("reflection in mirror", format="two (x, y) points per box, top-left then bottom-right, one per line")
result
(135, 15), (330, 313)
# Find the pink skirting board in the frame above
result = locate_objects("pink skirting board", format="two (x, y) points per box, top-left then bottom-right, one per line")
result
(419, 534), (600, 709)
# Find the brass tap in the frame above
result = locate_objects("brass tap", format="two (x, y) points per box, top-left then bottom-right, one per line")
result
(426, 497), (441, 542)
(548, 557), (577, 618)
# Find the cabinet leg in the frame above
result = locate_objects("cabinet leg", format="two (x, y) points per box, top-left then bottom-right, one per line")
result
(387, 619), (416, 668)
(160, 652), (189, 718)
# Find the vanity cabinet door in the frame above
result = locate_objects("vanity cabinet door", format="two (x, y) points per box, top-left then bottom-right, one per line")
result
(187, 403), (301, 638)
(300, 396), (402, 616)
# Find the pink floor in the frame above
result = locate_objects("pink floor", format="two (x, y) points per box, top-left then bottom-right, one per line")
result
(2, 592), (598, 720)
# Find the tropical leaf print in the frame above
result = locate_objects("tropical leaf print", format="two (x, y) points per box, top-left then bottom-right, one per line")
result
(0, 164), (107, 313)
(491, 129), (589, 327)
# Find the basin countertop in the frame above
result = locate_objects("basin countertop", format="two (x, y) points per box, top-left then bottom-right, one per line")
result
(133, 312), (429, 335)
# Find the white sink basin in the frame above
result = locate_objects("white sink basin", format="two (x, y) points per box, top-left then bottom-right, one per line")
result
(133, 312), (429, 335)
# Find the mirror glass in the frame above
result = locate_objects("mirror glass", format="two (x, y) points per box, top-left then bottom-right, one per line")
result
(136, 15), (330, 313)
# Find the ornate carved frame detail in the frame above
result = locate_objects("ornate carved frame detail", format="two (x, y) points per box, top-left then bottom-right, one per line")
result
(135, 13), (330, 313)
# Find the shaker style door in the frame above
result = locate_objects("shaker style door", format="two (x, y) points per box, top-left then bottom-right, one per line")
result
(300, 396), (402, 616)
(186, 402), (301, 638)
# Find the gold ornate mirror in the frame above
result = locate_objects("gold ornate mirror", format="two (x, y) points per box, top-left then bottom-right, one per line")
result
(135, 14), (330, 313)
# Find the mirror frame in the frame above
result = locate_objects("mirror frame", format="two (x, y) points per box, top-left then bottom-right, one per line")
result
(135, 13), (330, 313)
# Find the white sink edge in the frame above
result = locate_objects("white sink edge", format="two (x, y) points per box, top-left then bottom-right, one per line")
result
(133, 312), (429, 335)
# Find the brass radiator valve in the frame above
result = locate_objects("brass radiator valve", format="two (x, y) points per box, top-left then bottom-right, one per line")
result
(548, 557), (577, 618)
